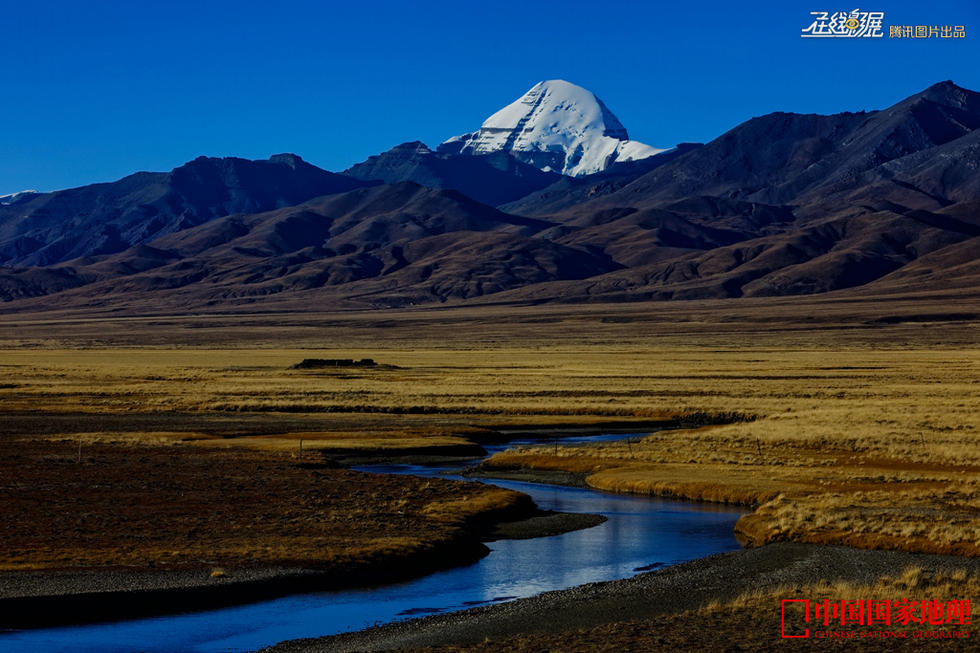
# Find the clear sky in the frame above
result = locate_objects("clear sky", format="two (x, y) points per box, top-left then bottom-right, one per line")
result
(2, 0), (978, 194)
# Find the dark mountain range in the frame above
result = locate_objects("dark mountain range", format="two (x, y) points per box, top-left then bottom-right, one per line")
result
(0, 154), (373, 267)
(0, 183), (618, 306)
(1, 81), (978, 311)
(580, 81), (980, 212)
(499, 143), (703, 216)
(344, 142), (560, 206)
(487, 81), (980, 301)
(505, 206), (975, 303)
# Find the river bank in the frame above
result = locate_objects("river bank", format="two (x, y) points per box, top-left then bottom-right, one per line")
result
(263, 543), (980, 652)
(0, 510), (602, 630)
(0, 443), (742, 652)
(0, 431), (613, 631)
(0, 417), (683, 632)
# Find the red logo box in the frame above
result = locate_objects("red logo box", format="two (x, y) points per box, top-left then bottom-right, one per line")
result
(782, 599), (810, 638)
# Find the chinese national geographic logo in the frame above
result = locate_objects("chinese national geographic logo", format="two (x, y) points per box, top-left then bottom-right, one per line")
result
(801, 10), (885, 37)
(781, 598), (972, 639)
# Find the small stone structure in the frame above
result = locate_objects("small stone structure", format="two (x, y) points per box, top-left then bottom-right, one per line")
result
(291, 358), (377, 369)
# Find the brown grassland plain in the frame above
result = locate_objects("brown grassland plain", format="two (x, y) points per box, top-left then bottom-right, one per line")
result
(0, 294), (977, 642)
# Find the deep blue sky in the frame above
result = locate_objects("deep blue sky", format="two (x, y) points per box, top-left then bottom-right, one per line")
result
(2, 0), (978, 194)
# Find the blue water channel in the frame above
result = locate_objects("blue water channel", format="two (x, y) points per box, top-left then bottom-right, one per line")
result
(0, 432), (744, 653)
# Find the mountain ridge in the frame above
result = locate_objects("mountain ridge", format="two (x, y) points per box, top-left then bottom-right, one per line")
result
(0, 154), (375, 267)
(1, 80), (978, 311)
(344, 141), (561, 206)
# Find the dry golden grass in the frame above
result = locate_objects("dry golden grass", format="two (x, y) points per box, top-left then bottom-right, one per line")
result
(711, 565), (980, 612)
(421, 487), (530, 525)
(0, 435), (527, 572)
(0, 321), (977, 559)
(463, 348), (979, 556)
(737, 489), (980, 555)
(655, 568), (980, 653)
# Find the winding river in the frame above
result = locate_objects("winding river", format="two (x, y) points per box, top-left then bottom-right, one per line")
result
(1, 433), (744, 653)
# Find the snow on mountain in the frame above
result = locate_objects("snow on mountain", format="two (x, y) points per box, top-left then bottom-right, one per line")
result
(438, 80), (666, 177)
(0, 190), (39, 205)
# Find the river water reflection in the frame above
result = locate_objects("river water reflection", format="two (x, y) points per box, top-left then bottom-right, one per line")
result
(1, 434), (744, 653)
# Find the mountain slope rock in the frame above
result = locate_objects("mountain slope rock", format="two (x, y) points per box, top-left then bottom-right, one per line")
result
(0, 155), (373, 266)
(344, 141), (560, 206)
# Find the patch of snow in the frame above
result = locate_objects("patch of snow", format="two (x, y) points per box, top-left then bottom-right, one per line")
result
(0, 190), (39, 205)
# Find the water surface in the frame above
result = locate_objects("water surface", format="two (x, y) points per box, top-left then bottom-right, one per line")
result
(1, 433), (744, 653)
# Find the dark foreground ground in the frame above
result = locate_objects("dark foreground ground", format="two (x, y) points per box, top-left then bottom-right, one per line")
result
(264, 543), (980, 653)
(0, 435), (603, 629)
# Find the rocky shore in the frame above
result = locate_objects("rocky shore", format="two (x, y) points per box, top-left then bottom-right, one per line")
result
(263, 543), (980, 652)
(0, 506), (602, 630)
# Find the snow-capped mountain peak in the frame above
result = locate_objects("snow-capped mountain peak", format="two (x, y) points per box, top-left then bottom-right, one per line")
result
(439, 80), (666, 177)
(0, 189), (39, 205)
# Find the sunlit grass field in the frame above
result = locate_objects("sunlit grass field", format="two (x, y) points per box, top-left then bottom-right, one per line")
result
(0, 346), (975, 455)
(0, 301), (977, 564)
